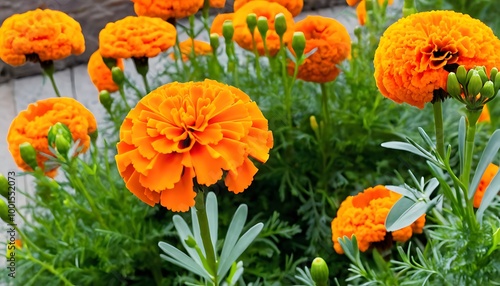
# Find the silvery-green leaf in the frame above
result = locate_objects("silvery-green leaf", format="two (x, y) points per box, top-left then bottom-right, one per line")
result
(158, 242), (212, 280)
(385, 197), (428, 232)
(477, 170), (500, 222)
(206, 192), (219, 249)
(469, 129), (500, 199)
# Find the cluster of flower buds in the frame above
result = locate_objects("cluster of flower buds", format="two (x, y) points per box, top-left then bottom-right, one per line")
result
(447, 65), (500, 110)
(47, 122), (74, 158)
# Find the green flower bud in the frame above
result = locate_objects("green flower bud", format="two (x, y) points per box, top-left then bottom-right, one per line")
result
(310, 115), (319, 133)
(467, 71), (483, 97)
(209, 33), (219, 52)
(495, 71), (500, 92)
(185, 236), (197, 248)
(490, 67), (498, 82)
(292, 31), (306, 60)
(446, 72), (462, 98)
(0, 174), (8, 199)
(55, 134), (71, 156)
(99, 90), (113, 110)
(274, 13), (287, 37)
(456, 65), (467, 85)
(111, 66), (125, 86)
(19, 142), (38, 170)
(477, 69), (488, 85)
(48, 122), (73, 148)
(0, 199), (9, 224)
(480, 81), (495, 99)
(310, 257), (329, 286)
(465, 69), (475, 86)
(222, 20), (234, 41)
(246, 13), (257, 33)
(102, 57), (117, 70)
(257, 16), (269, 39)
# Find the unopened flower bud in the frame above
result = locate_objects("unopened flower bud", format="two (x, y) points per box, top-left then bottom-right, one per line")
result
(185, 236), (197, 248)
(310, 257), (329, 286)
(310, 115), (319, 133)
(223, 20), (234, 41)
(0, 174), (8, 199)
(495, 72), (500, 92)
(111, 66), (125, 86)
(99, 90), (113, 110)
(480, 81), (495, 99)
(467, 71), (483, 97)
(466, 69), (475, 86)
(456, 65), (467, 85)
(48, 122), (73, 147)
(0, 199), (9, 223)
(477, 68), (488, 84)
(246, 13), (257, 33)
(446, 72), (461, 98)
(210, 33), (219, 51)
(19, 142), (38, 170)
(275, 13), (287, 37)
(490, 67), (498, 82)
(257, 16), (269, 39)
(292, 31), (306, 60)
(55, 134), (71, 156)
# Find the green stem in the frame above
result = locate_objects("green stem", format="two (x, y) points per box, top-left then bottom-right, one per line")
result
(132, 57), (151, 93)
(40, 60), (61, 97)
(27, 254), (73, 285)
(320, 83), (331, 125)
(251, 35), (262, 79)
(118, 87), (132, 110)
(202, 0), (211, 36)
(195, 192), (218, 284)
(432, 101), (445, 159)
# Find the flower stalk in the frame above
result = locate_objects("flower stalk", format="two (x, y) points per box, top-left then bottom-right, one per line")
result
(432, 101), (445, 158)
(195, 190), (218, 284)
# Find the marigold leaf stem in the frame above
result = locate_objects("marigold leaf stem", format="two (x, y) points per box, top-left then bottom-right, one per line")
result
(432, 101), (445, 158)
(195, 191), (218, 284)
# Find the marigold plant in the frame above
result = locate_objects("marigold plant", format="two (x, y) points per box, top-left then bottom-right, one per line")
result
(355, 0), (394, 26)
(473, 163), (499, 208)
(232, 1), (294, 56)
(170, 39), (213, 61)
(331, 185), (426, 254)
(132, 0), (204, 20)
(374, 10), (500, 109)
(99, 16), (177, 59)
(115, 79), (273, 212)
(211, 13), (234, 36)
(87, 51), (124, 92)
(0, 9), (85, 66)
(7, 98), (97, 177)
(234, 0), (303, 17)
(287, 16), (351, 83)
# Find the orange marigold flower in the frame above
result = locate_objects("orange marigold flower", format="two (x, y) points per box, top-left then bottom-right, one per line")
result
(234, 0), (303, 17)
(0, 9), (85, 66)
(87, 51), (125, 92)
(99, 16), (177, 59)
(211, 13), (234, 36)
(210, 0), (226, 8)
(115, 79), (273, 212)
(132, 0), (204, 20)
(287, 16), (351, 83)
(7, 98), (97, 177)
(346, 0), (361, 6)
(478, 105), (491, 123)
(233, 1), (295, 56)
(473, 163), (499, 208)
(374, 10), (500, 109)
(331, 185), (426, 254)
(169, 39), (213, 61)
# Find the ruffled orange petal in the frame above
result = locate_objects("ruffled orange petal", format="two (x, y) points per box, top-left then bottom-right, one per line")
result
(225, 157), (258, 193)
(160, 168), (197, 212)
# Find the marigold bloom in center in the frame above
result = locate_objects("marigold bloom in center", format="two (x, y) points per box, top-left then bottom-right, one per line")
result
(115, 80), (273, 212)
(374, 10), (500, 109)
(331, 185), (425, 254)
(0, 9), (85, 66)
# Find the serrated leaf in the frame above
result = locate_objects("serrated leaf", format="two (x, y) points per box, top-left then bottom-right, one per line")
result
(477, 170), (500, 222)
(469, 129), (500, 199)
(385, 197), (428, 232)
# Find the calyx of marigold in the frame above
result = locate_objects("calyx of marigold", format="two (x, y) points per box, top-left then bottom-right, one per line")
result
(467, 71), (483, 97)
(480, 81), (495, 99)
(210, 33), (220, 51)
(111, 67), (125, 86)
(223, 20), (235, 40)
(132, 57), (149, 77)
(0, 199), (9, 224)
(0, 174), (8, 199)
(102, 57), (118, 70)
(99, 90), (113, 110)
(310, 257), (329, 286)
(55, 134), (71, 157)
(48, 122), (73, 148)
(246, 13), (258, 33)
(257, 16), (269, 39)
(456, 65), (467, 86)
(292, 32), (306, 60)
(19, 142), (38, 170)
(275, 13), (287, 37)
(446, 72), (462, 99)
